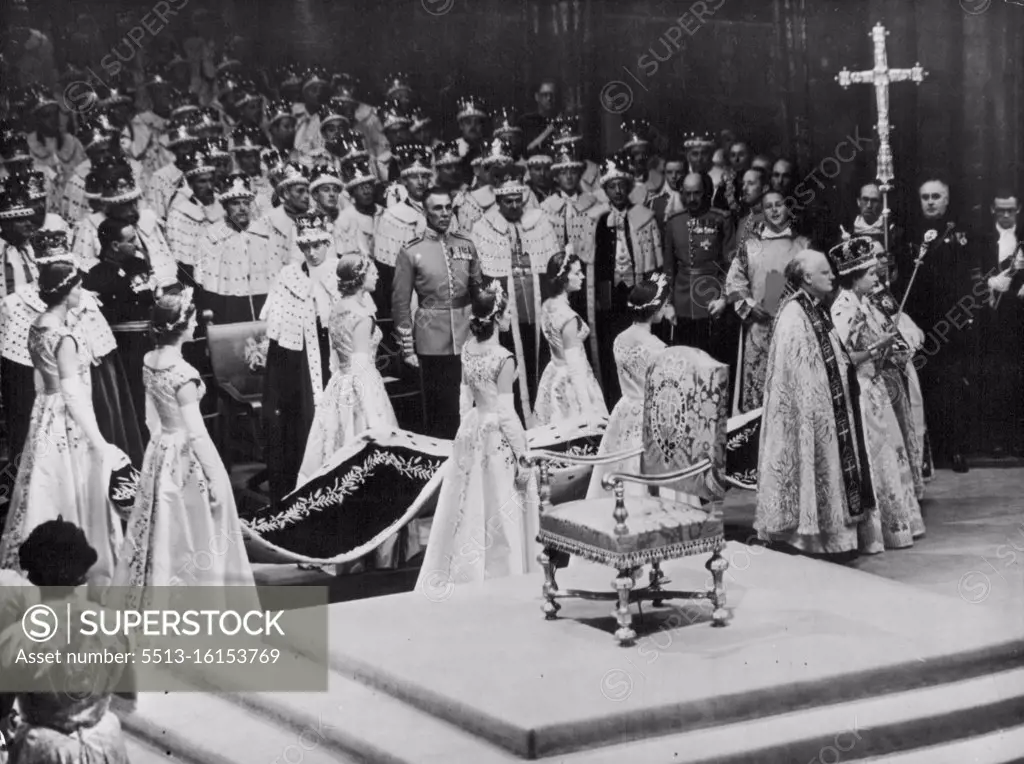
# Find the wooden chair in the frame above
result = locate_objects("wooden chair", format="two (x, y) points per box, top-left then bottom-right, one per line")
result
(206, 321), (269, 503)
(185, 310), (219, 430)
(525, 347), (731, 646)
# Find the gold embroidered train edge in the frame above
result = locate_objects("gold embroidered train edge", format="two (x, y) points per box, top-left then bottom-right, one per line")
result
(246, 450), (445, 534)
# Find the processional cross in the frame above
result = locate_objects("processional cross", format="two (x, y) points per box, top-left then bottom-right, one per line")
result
(836, 23), (927, 256)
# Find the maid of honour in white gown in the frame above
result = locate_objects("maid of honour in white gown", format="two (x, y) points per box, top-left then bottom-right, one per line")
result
(588, 274), (670, 499)
(417, 281), (541, 597)
(111, 289), (258, 611)
(534, 252), (607, 427)
(0, 257), (123, 587)
(298, 253), (398, 485)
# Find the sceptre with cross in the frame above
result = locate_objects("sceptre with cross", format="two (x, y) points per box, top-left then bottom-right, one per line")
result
(836, 22), (927, 261)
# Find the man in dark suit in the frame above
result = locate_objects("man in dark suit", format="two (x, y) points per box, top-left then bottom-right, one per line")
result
(518, 79), (561, 155)
(979, 189), (1024, 455)
(901, 178), (982, 473)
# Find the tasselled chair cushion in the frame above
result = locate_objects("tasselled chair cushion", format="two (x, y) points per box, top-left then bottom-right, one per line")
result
(538, 495), (723, 568)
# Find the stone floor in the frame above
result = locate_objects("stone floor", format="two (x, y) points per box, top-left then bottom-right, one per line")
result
(249, 465), (1024, 614)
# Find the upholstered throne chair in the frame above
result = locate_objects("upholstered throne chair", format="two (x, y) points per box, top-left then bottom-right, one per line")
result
(525, 347), (731, 646)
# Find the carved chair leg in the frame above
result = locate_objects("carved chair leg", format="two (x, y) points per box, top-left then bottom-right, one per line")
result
(649, 561), (666, 607)
(539, 548), (561, 620)
(706, 546), (729, 627)
(613, 569), (637, 646)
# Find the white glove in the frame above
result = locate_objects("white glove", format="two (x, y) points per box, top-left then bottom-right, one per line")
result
(181, 400), (230, 504)
(458, 383), (473, 418)
(496, 392), (528, 469)
(897, 313), (925, 351)
(989, 274), (1012, 294)
(145, 396), (162, 440)
(60, 375), (107, 450)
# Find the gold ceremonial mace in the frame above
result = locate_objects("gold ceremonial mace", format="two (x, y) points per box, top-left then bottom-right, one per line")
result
(836, 23), (927, 259)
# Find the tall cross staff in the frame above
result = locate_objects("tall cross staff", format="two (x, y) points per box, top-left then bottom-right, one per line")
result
(836, 23), (927, 260)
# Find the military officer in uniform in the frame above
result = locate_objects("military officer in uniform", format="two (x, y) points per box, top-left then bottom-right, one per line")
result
(663, 172), (734, 360)
(392, 187), (482, 439)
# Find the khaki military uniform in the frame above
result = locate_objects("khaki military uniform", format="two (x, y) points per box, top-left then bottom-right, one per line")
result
(392, 227), (482, 438)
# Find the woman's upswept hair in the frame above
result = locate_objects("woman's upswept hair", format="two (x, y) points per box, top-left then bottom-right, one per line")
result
(545, 251), (581, 295)
(627, 273), (669, 321)
(469, 279), (509, 341)
(337, 253), (372, 296)
(151, 285), (197, 345)
(37, 260), (81, 307)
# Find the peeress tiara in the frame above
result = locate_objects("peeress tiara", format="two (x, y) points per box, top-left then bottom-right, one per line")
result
(38, 267), (81, 297)
(630, 272), (668, 311)
(555, 253), (575, 282)
(339, 255), (372, 290)
(158, 286), (195, 333)
(486, 280), (506, 320)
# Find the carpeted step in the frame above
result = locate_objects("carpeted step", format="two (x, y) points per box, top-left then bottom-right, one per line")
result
(552, 667), (1024, 763)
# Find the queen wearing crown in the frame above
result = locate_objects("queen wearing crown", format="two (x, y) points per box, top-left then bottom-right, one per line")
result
(829, 237), (925, 552)
(111, 286), (257, 608)
(534, 252), (607, 426)
(416, 281), (541, 595)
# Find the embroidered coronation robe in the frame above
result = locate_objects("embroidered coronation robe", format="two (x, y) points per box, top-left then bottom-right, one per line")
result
(755, 293), (862, 555)
(831, 289), (925, 548)
(470, 207), (561, 423)
(127, 111), (169, 190)
(195, 221), (272, 324)
(248, 206), (303, 272)
(335, 204), (383, 258)
(724, 224), (808, 414)
(165, 188), (224, 267)
(26, 131), (85, 211)
(453, 185), (496, 235)
(145, 163), (186, 222)
(373, 200), (425, 320)
(590, 203), (662, 405)
(0, 239), (37, 298)
(260, 260), (338, 504)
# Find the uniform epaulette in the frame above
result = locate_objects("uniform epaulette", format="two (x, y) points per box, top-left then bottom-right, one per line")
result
(405, 236), (425, 248)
